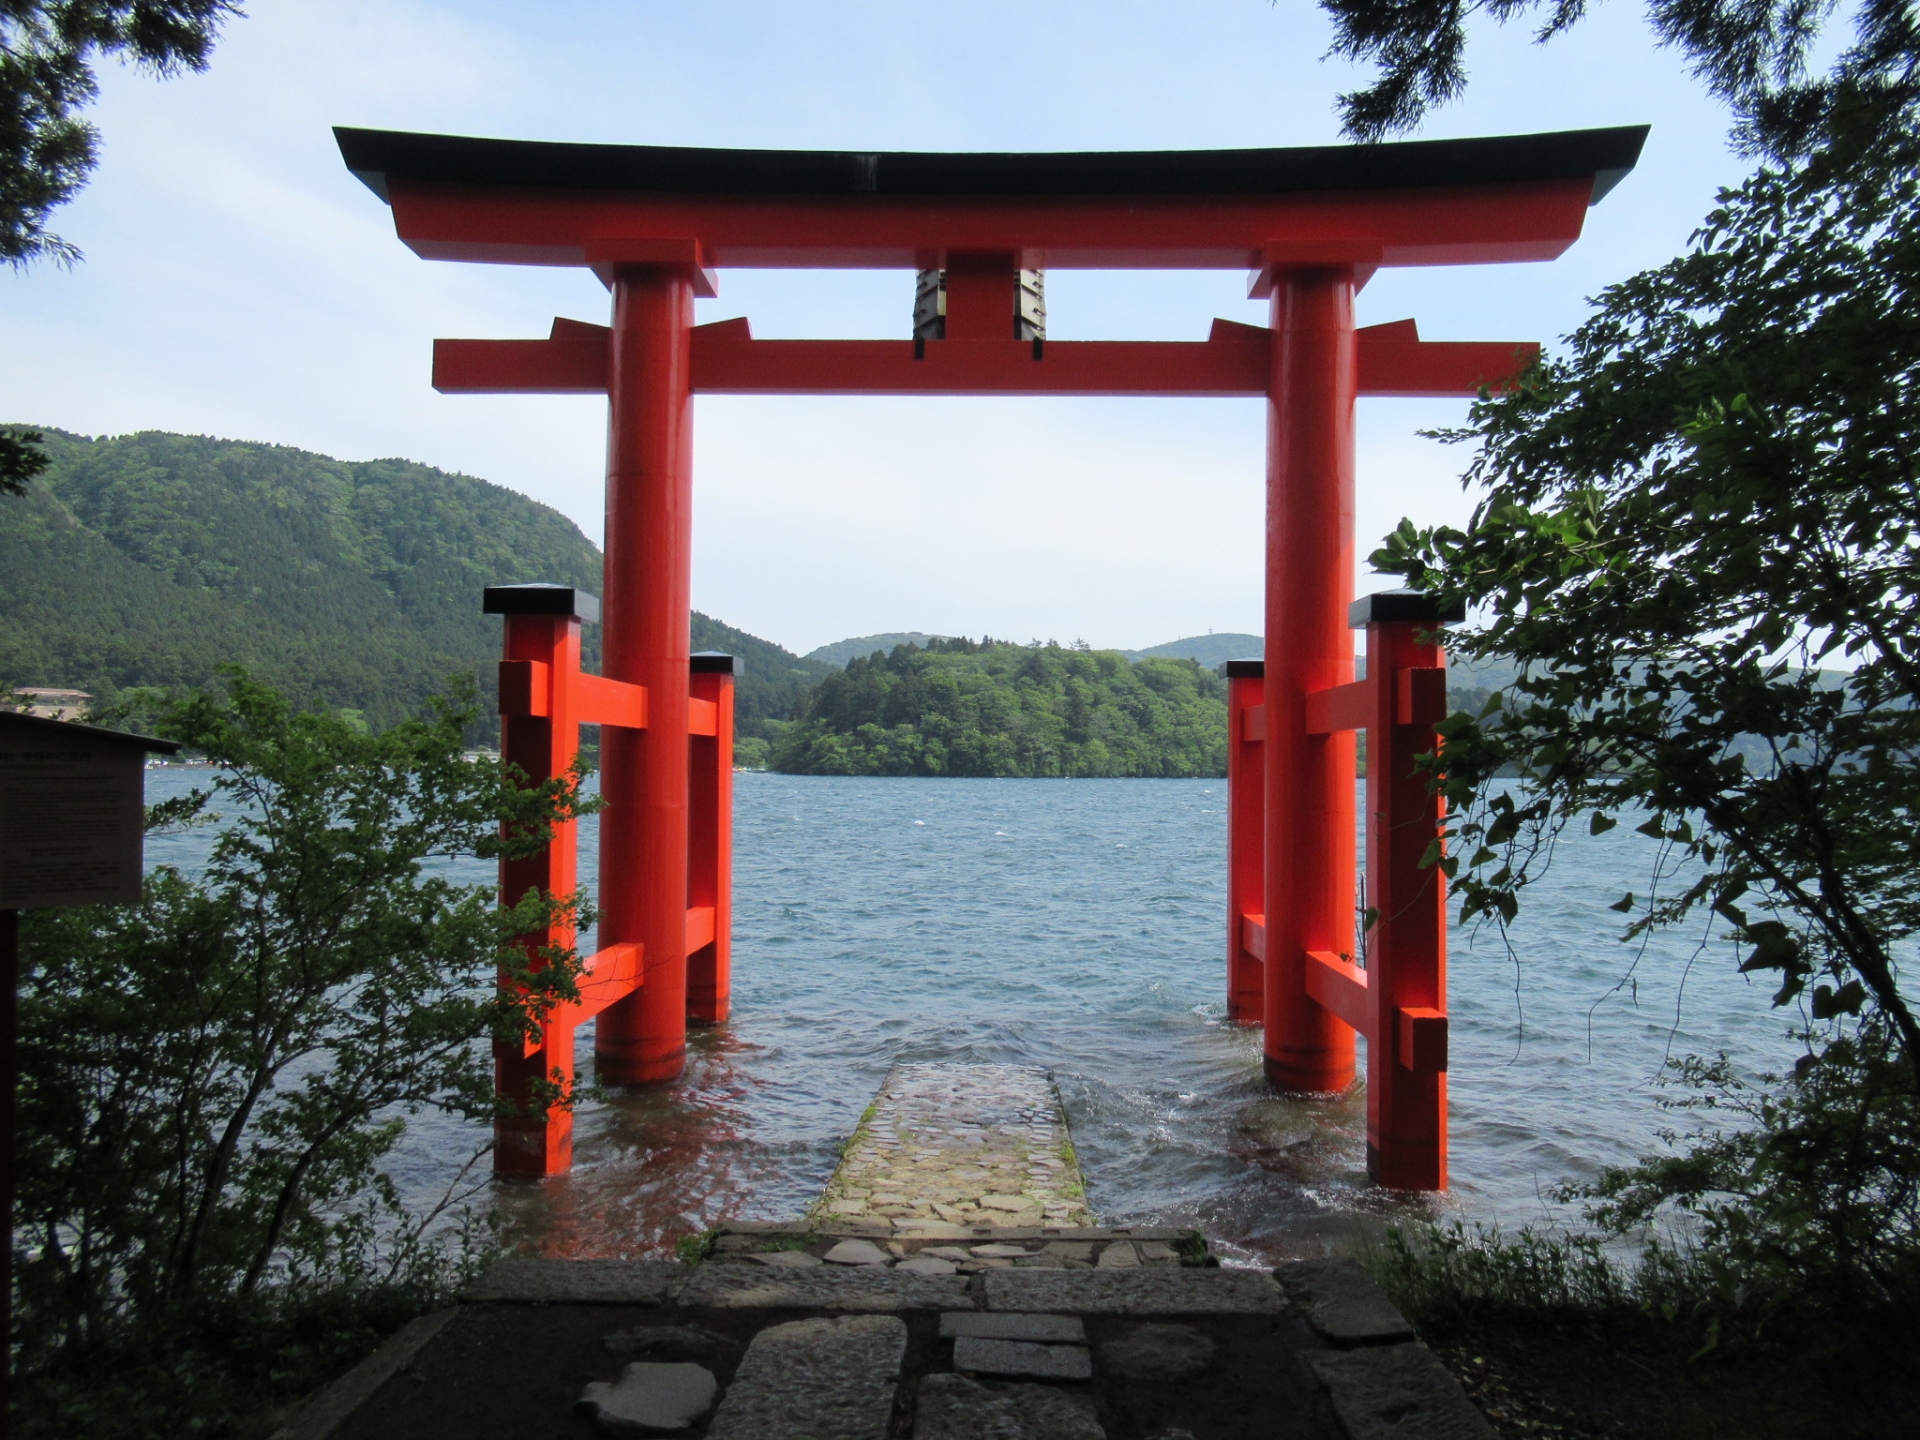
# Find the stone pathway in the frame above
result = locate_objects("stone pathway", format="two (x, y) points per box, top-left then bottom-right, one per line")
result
(295, 1256), (1496, 1440)
(813, 1064), (1095, 1230)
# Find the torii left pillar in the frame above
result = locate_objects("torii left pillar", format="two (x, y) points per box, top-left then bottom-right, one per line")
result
(596, 254), (700, 1084)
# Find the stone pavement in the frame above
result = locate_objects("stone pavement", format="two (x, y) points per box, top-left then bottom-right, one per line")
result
(283, 1256), (1493, 1440)
(814, 1063), (1096, 1230)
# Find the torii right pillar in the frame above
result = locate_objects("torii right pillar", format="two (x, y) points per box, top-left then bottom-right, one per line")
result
(1257, 261), (1454, 1191)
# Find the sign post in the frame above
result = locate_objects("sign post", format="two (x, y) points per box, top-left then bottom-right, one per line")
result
(0, 711), (180, 1430)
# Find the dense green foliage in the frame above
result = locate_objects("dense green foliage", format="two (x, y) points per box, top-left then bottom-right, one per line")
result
(1, 421), (48, 493)
(0, 428), (826, 748)
(15, 672), (586, 1439)
(1376, 132), (1920, 1080)
(1370, 119), (1920, 1329)
(771, 637), (1228, 777)
(1318, 0), (1917, 155)
(2, 429), (605, 728)
(2, 2), (240, 265)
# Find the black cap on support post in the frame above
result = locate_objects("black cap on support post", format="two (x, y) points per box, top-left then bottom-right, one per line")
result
(1221, 658), (1265, 678)
(483, 583), (601, 624)
(690, 652), (740, 675)
(1347, 590), (1464, 627)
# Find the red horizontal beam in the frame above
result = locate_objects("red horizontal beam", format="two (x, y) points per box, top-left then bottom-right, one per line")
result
(439, 337), (607, 394)
(686, 904), (716, 953)
(576, 673), (648, 730)
(1305, 948), (1371, 1034)
(687, 698), (718, 736)
(1240, 703), (1266, 743)
(1397, 1007), (1449, 1072)
(524, 941), (643, 1055)
(1306, 680), (1372, 735)
(1241, 912), (1267, 963)
(436, 319), (1533, 399)
(388, 175), (1597, 271)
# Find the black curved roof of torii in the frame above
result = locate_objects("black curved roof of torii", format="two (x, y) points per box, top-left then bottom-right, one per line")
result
(335, 125), (1649, 206)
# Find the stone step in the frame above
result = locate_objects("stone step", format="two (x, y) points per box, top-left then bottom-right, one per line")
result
(706, 1314), (907, 1440)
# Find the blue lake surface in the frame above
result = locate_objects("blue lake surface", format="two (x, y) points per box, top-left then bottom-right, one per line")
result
(143, 768), (1803, 1264)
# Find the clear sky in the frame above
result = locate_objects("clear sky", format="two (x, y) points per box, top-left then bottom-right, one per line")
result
(5, 0), (1747, 655)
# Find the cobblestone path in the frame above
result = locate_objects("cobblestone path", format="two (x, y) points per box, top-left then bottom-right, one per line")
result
(812, 1063), (1096, 1229)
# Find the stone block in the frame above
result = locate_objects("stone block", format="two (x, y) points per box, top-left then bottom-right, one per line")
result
(707, 1315), (907, 1440)
(1096, 1242), (1139, 1269)
(577, 1362), (717, 1435)
(1277, 1259), (1416, 1346)
(940, 1311), (1088, 1343)
(953, 1336), (1094, 1380)
(601, 1324), (739, 1366)
(983, 1267), (1286, 1315)
(678, 1263), (974, 1312)
(461, 1259), (686, 1305)
(824, 1239), (893, 1266)
(1095, 1323), (1216, 1381)
(1308, 1343), (1496, 1439)
(896, 1255), (957, 1275)
(745, 1249), (823, 1268)
(911, 1373), (1105, 1440)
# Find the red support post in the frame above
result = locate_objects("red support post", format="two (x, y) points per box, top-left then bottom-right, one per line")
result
(687, 653), (735, 1025)
(1357, 593), (1454, 1190)
(941, 253), (1020, 340)
(491, 589), (589, 1176)
(596, 261), (698, 1085)
(1225, 658), (1266, 1023)
(1262, 265), (1359, 1093)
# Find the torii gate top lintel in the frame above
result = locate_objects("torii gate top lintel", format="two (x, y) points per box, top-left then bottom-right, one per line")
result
(335, 124), (1647, 274)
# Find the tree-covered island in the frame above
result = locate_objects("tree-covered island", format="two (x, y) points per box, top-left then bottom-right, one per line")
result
(769, 637), (1228, 778)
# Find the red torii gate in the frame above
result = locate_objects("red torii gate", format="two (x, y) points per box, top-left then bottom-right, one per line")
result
(338, 123), (1644, 1189)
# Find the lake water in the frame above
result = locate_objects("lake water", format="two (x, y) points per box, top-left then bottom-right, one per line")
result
(144, 768), (1803, 1265)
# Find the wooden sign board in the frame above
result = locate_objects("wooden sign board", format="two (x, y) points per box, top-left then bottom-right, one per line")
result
(0, 713), (179, 910)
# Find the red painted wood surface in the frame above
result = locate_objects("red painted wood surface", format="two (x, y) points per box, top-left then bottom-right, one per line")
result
(595, 264), (698, 1086)
(1226, 667), (1266, 1024)
(385, 175), (1597, 270)
(687, 666), (734, 1026)
(433, 318), (1536, 399)
(1363, 618), (1450, 1190)
(1262, 267), (1360, 1096)
(1226, 612), (1454, 1189)
(494, 610), (585, 1176)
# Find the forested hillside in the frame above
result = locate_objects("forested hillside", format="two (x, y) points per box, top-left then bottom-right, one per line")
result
(772, 638), (1228, 777)
(0, 429), (825, 741)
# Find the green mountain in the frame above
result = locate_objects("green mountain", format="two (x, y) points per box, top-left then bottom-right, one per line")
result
(771, 638), (1227, 777)
(1122, 632), (1263, 667)
(690, 612), (837, 743)
(805, 631), (949, 668)
(0, 428), (823, 744)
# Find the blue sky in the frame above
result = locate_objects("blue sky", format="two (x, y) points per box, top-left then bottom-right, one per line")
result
(6, 0), (1747, 654)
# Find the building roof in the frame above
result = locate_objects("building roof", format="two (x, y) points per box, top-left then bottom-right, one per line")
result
(336, 125), (1648, 207)
(0, 711), (181, 753)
